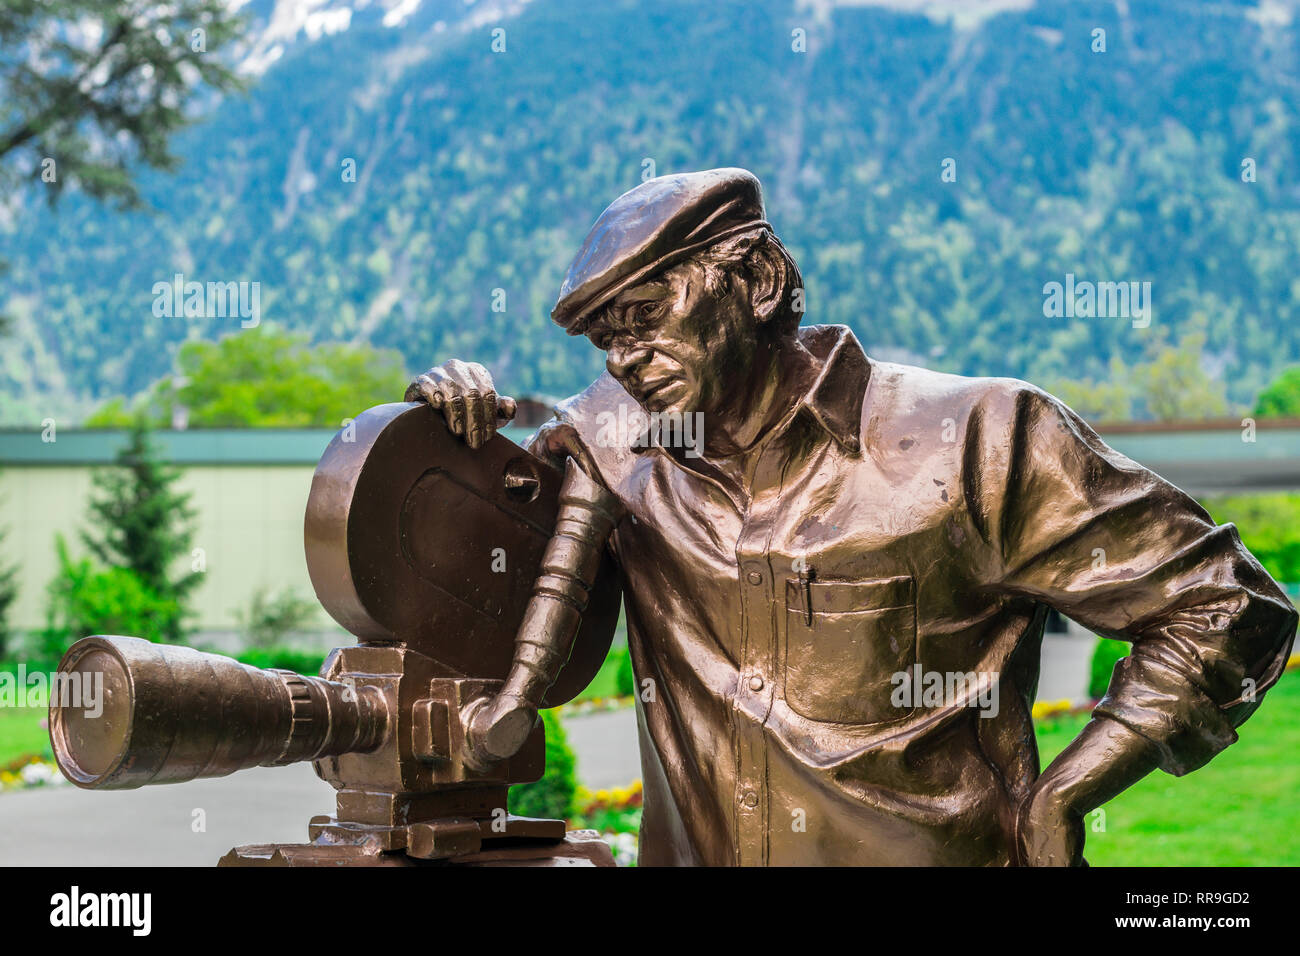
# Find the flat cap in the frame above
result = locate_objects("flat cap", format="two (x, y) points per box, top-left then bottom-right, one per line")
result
(551, 168), (770, 335)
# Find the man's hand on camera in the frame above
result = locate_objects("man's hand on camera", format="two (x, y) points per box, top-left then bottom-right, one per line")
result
(405, 359), (517, 449)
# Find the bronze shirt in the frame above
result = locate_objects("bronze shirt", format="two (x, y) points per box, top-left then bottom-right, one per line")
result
(526, 324), (1298, 866)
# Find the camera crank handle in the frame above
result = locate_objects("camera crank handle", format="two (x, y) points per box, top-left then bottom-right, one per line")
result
(464, 457), (622, 771)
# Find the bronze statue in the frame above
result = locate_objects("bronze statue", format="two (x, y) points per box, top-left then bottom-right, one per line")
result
(406, 167), (1298, 866)
(48, 167), (1297, 868)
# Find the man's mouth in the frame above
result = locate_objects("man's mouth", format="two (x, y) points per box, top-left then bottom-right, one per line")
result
(637, 378), (678, 404)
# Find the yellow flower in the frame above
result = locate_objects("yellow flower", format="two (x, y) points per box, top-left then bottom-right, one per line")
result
(1031, 699), (1072, 720)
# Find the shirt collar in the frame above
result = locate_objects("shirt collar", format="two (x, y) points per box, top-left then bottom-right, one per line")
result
(792, 324), (869, 455)
(615, 324), (870, 460)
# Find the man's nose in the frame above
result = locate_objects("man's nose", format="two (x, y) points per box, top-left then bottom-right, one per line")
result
(606, 339), (651, 379)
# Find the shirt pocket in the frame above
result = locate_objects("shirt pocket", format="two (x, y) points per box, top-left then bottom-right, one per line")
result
(783, 575), (917, 725)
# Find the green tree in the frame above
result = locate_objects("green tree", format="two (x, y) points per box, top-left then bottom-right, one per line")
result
(0, 0), (246, 336)
(236, 586), (318, 649)
(1047, 357), (1134, 423)
(0, 526), (17, 658)
(1132, 329), (1230, 422)
(80, 421), (199, 641)
(1048, 330), (1231, 423)
(615, 646), (636, 698)
(1089, 637), (1129, 700)
(0, 0), (245, 208)
(41, 536), (179, 660)
(85, 328), (410, 428)
(1253, 368), (1300, 419)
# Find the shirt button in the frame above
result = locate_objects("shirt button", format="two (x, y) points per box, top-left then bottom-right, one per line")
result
(746, 571), (763, 585)
(741, 791), (759, 809)
(748, 675), (764, 692)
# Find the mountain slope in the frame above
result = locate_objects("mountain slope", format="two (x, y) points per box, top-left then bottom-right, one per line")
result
(3, 0), (1300, 423)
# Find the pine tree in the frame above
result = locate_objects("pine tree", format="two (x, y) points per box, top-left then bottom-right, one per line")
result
(0, 0), (246, 208)
(0, 525), (17, 658)
(81, 421), (199, 642)
(0, 1), (246, 336)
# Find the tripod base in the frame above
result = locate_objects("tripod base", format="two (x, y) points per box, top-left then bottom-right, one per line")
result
(220, 828), (616, 867)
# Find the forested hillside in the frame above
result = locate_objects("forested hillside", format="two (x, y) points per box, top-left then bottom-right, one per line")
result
(3, 0), (1299, 423)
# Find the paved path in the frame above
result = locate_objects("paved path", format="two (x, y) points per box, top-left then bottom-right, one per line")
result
(0, 763), (335, 866)
(1038, 634), (1096, 702)
(565, 706), (640, 789)
(0, 708), (642, 866)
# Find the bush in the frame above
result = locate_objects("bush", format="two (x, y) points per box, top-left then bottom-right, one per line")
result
(614, 646), (635, 698)
(234, 646), (327, 675)
(1254, 367), (1300, 419)
(1088, 637), (1129, 700)
(80, 422), (198, 643)
(508, 709), (577, 820)
(236, 587), (318, 649)
(0, 540), (16, 660)
(1198, 494), (1300, 585)
(40, 536), (179, 660)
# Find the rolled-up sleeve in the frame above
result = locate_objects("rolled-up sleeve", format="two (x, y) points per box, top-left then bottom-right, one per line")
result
(973, 384), (1298, 776)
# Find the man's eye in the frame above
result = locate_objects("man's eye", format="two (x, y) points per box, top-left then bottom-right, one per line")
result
(630, 302), (659, 330)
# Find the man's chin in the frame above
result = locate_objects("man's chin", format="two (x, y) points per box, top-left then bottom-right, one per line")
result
(645, 396), (693, 417)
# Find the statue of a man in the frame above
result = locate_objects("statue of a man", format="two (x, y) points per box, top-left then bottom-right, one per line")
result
(407, 168), (1297, 866)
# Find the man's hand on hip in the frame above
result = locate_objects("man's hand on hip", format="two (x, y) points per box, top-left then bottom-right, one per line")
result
(1016, 716), (1162, 866)
(405, 359), (516, 449)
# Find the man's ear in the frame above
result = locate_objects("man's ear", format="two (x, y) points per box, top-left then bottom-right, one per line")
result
(746, 234), (788, 328)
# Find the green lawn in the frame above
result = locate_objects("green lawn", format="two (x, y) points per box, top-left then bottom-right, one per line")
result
(0, 704), (51, 767)
(575, 650), (625, 702)
(1035, 670), (1300, 866)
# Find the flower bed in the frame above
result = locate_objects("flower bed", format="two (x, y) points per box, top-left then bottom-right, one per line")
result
(0, 754), (64, 791)
(571, 780), (642, 866)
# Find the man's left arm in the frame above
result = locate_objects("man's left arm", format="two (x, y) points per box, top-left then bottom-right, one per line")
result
(974, 385), (1298, 865)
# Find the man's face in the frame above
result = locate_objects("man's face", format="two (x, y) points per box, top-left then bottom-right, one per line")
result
(585, 259), (761, 418)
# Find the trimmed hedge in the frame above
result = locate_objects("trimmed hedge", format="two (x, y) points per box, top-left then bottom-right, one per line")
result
(234, 646), (327, 675)
(614, 646), (635, 698)
(1088, 637), (1129, 700)
(509, 708), (577, 821)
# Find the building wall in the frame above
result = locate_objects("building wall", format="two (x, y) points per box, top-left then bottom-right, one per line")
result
(1, 464), (328, 635)
(0, 424), (535, 646)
